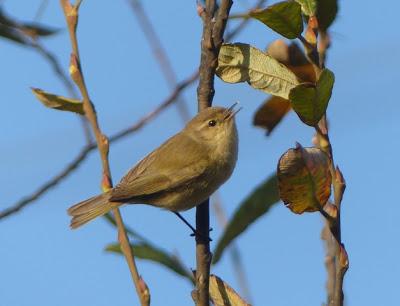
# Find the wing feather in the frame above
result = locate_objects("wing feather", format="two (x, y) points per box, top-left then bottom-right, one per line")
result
(110, 132), (209, 201)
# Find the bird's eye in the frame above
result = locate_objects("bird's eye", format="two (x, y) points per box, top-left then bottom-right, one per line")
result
(208, 120), (217, 127)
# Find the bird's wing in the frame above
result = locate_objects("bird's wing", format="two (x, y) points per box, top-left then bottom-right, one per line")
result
(110, 132), (209, 201)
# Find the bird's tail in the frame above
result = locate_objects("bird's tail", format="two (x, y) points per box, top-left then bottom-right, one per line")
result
(67, 192), (119, 229)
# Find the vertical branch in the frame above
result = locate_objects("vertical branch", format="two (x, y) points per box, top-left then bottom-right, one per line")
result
(195, 1), (232, 305)
(301, 17), (349, 306)
(59, 1), (149, 305)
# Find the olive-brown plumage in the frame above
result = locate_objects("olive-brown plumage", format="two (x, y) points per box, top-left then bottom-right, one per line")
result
(68, 106), (239, 229)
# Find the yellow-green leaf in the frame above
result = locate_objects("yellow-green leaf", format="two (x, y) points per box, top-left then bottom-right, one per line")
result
(213, 175), (279, 264)
(31, 88), (84, 115)
(254, 96), (291, 135)
(250, 1), (303, 39)
(277, 143), (331, 214)
(295, 0), (317, 16)
(217, 43), (299, 99)
(209, 275), (251, 306)
(289, 69), (334, 126)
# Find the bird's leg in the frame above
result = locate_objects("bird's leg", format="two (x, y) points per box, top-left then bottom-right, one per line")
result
(173, 212), (212, 242)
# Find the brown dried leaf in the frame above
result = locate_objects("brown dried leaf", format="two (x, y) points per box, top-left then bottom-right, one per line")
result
(277, 143), (331, 214)
(267, 40), (315, 83)
(209, 274), (251, 306)
(253, 96), (291, 135)
(267, 40), (308, 66)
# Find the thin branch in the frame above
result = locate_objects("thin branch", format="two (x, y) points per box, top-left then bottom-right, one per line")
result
(0, 145), (92, 219)
(0, 2), (254, 221)
(60, 1), (148, 305)
(195, 1), (233, 305)
(126, 0), (191, 121)
(302, 22), (348, 306)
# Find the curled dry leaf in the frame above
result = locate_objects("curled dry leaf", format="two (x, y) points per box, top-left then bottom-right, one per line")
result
(253, 40), (317, 135)
(249, 1), (303, 39)
(209, 274), (251, 306)
(217, 43), (299, 99)
(254, 96), (291, 135)
(267, 40), (308, 67)
(289, 68), (334, 126)
(31, 88), (84, 115)
(277, 143), (331, 214)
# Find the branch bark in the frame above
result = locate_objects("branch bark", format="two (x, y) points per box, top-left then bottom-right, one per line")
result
(60, 1), (149, 305)
(300, 26), (349, 306)
(195, 1), (232, 305)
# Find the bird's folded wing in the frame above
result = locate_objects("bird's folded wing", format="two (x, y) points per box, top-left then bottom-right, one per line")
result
(110, 133), (210, 201)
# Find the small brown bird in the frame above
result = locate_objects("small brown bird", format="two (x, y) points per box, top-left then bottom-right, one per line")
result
(68, 105), (239, 229)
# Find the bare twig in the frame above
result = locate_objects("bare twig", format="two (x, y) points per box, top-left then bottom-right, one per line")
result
(60, 1), (149, 305)
(195, 1), (233, 305)
(0, 70), (197, 220)
(321, 218), (336, 305)
(126, 0), (191, 120)
(0, 145), (92, 219)
(34, 0), (49, 21)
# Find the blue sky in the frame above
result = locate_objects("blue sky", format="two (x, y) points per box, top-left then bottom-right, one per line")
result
(1, 1), (399, 305)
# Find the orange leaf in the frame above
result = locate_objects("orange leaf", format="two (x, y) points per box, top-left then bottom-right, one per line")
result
(253, 96), (291, 135)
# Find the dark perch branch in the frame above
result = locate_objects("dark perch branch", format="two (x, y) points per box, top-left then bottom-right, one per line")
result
(195, 1), (232, 305)
(60, 1), (148, 305)
(127, 1), (264, 300)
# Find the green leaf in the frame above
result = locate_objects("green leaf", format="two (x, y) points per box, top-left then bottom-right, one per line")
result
(316, 0), (338, 31)
(249, 1), (303, 39)
(295, 0), (317, 16)
(31, 88), (84, 115)
(213, 175), (280, 264)
(103, 213), (147, 242)
(289, 69), (334, 126)
(106, 242), (194, 283)
(277, 143), (331, 214)
(217, 43), (299, 99)
(209, 274), (251, 306)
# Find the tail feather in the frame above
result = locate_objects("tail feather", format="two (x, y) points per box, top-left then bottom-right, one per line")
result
(68, 192), (119, 229)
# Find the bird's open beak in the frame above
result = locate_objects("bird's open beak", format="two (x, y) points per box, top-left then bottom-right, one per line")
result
(224, 102), (242, 121)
